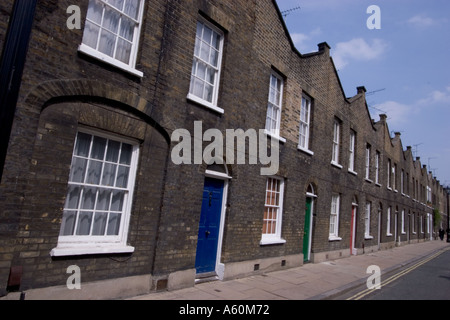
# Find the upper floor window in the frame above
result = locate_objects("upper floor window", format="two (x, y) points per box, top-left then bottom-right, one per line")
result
(365, 144), (371, 180)
(331, 119), (341, 167)
(265, 72), (284, 138)
(298, 95), (312, 153)
(375, 151), (380, 184)
(79, 0), (145, 77)
(348, 130), (356, 173)
(188, 20), (224, 113)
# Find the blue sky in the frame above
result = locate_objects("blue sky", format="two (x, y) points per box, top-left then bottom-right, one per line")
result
(276, 0), (450, 187)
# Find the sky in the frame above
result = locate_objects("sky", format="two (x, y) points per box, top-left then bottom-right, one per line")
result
(275, 0), (450, 188)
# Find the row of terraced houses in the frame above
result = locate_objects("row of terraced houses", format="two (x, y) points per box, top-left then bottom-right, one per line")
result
(0, 0), (448, 299)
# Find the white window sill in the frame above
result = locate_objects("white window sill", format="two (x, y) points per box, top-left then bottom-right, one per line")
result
(386, 233), (393, 237)
(264, 130), (286, 143)
(365, 235), (374, 240)
(328, 236), (342, 241)
(78, 44), (143, 78)
(375, 183), (382, 187)
(260, 238), (286, 246)
(187, 93), (224, 114)
(50, 244), (135, 257)
(331, 161), (343, 169)
(297, 146), (314, 156)
(365, 178), (373, 183)
(348, 169), (357, 176)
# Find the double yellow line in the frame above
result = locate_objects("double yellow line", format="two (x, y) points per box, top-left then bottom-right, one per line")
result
(347, 247), (450, 300)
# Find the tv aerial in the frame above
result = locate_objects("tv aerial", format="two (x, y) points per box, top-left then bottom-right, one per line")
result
(281, 6), (301, 18)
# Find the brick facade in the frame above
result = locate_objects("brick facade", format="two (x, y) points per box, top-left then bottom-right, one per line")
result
(0, 0), (447, 298)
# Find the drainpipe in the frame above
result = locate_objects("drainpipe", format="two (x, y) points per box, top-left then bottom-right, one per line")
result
(0, 0), (38, 181)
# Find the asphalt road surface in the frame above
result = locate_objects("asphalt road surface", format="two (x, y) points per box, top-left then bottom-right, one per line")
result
(338, 246), (450, 300)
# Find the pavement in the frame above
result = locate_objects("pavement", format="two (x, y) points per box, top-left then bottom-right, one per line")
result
(127, 240), (450, 300)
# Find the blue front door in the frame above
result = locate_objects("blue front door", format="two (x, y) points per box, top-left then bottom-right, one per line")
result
(195, 178), (224, 274)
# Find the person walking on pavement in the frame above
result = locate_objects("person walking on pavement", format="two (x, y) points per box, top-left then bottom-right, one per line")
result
(439, 228), (445, 241)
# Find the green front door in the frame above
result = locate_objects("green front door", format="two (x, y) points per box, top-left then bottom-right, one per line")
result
(303, 197), (313, 262)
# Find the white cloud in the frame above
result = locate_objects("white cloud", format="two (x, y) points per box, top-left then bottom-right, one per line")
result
(418, 86), (450, 106)
(290, 28), (322, 53)
(332, 38), (388, 70)
(407, 15), (435, 28)
(372, 101), (415, 128)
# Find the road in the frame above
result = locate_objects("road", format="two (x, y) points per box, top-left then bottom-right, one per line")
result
(337, 247), (450, 300)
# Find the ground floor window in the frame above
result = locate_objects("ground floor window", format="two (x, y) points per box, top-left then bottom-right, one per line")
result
(53, 129), (139, 255)
(261, 177), (285, 245)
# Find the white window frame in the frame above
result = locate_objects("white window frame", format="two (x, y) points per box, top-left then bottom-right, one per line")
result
(331, 120), (342, 168)
(401, 209), (406, 234)
(329, 194), (341, 241)
(264, 72), (285, 140)
(412, 213), (416, 234)
(260, 177), (286, 245)
(375, 151), (380, 185)
(187, 19), (225, 113)
(78, 0), (145, 77)
(387, 206), (392, 236)
(348, 131), (356, 174)
(298, 95), (313, 154)
(387, 159), (391, 189)
(51, 128), (139, 256)
(365, 201), (373, 239)
(365, 144), (371, 181)
(401, 169), (405, 194)
(393, 164), (397, 191)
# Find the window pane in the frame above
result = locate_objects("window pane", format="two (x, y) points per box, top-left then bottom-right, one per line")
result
(92, 212), (108, 235)
(116, 165), (130, 188)
(107, 0), (124, 11)
(106, 140), (120, 162)
(82, 20), (100, 50)
(76, 212), (93, 235)
(103, 6), (120, 33)
(74, 132), (91, 157)
(111, 191), (125, 211)
(107, 213), (122, 235)
(119, 17), (135, 41)
(86, 160), (103, 185)
(196, 62), (206, 80)
(120, 143), (133, 165)
(86, 0), (103, 25)
(69, 157), (87, 183)
(204, 84), (213, 103)
(96, 189), (111, 211)
(202, 25), (212, 43)
(101, 163), (117, 186)
(200, 41), (210, 62)
(60, 211), (77, 236)
(91, 136), (107, 160)
(98, 28), (116, 57)
(115, 38), (132, 63)
(81, 187), (97, 210)
(65, 185), (81, 209)
(124, 0), (140, 19)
